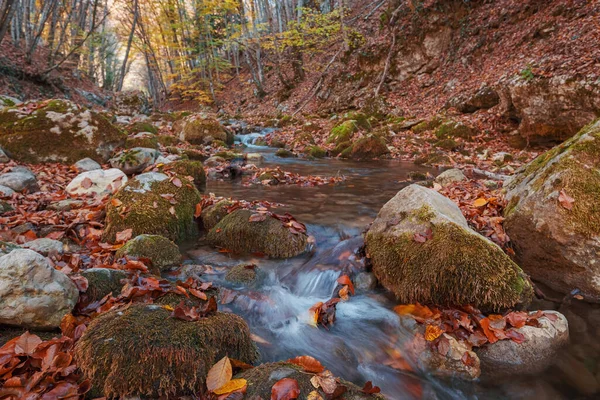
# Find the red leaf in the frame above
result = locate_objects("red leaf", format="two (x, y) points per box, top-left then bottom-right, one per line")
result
(361, 381), (381, 394)
(81, 177), (93, 189)
(271, 378), (300, 400)
(336, 275), (355, 295)
(286, 356), (325, 373)
(172, 177), (182, 188)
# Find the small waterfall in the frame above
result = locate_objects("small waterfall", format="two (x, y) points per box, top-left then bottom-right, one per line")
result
(235, 127), (275, 147)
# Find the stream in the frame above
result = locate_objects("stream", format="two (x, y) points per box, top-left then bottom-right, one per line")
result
(183, 126), (593, 400)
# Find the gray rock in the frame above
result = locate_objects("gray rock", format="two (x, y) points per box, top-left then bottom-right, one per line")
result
(66, 168), (127, 197)
(0, 249), (78, 329)
(0, 171), (39, 192)
(110, 147), (160, 175)
(22, 238), (65, 256)
(476, 311), (569, 378)
(354, 272), (378, 291)
(0, 241), (21, 256)
(0, 148), (9, 163)
(47, 199), (85, 212)
(0, 184), (15, 197)
(74, 157), (102, 172)
(0, 200), (12, 213)
(435, 168), (466, 186)
(0, 95), (22, 108)
(204, 156), (226, 167)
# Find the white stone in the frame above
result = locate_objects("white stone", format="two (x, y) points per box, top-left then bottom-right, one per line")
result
(66, 168), (127, 197)
(22, 238), (65, 256)
(435, 168), (467, 187)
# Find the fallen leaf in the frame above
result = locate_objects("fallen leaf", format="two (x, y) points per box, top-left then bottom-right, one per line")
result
(271, 378), (300, 400)
(214, 379), (247, 395)
(425, 325), (444, 341)
(207, 356), (233, 392)
(336, 275), (355, 295)
(115, 228), (133, 243)
(558, 189), (575, 210)
(361, 381), (381, 394)
(287, 355), (325, 373)
(473, 198), (488, 208)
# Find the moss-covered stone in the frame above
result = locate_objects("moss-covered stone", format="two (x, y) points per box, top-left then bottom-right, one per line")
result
(0, 100), (125, 164)
(308, 146), (327, 158)
(200, 200), (234, 230)
(331, 141), (352, 157)
(343, 112), (372, 130)
(177, 114), (229, 145)
(158, 160), (206, 188)
(275, 148), (295, 158)
(115, 235), (181, 274)
(81, 268), (127, 302)
(102, 172), (201, 244)
(366, 185), (533, 311)
(125, 135), (159, 149)
(126, 122), (158, 135)
(225, 264), (258, 285)
(156, 135), (181, 146)
(347, 135), (389, 160)
(214, 151), (243, 161)
(411, 116), (443, 134)
(236, 362), (383, 400)
(207, 209), (307, 258)
(327, 120), (358, 144)
(434, 138), (459, 150)
(74, 304), (258, 398)
(0, 201), (13, 214)
(435, 121), (476, 140)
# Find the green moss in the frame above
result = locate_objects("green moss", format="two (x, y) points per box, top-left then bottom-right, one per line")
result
(414, 205), (435, 222)
(81, 268), (127, 302)
(75, 304), (258, 398)
(116, 235), (181, 274)
(207, 209), (307, 258)
(214, 151), (242, 160)
(156, 135), (181, 146)
(435, 138), (459, 150)
(366, 223), (533, 311)
(308, 146), (326, 158)
(159, 160), (206, 187)
(328, 120), (358, 144)
(182, 149), (205, 161)
(0, 100), (125, 164)
(331, 141), (352, 156)
(344, 112), (372, 130)
(0, 201), (13, 214)
(412, 116), (443, 134)
(102, 174), (201, 244)
(200, 200), (234, 230)
(127, 122), (158, 135)
(225, 264), (258, 285)
(275, 149), (295, 158)
(270, 138), (287, 148)
(125, 136), (159, 149)
(347, 136), (389, 160)
(155, 288), (219, 308)
(436, 121), (476, 140)
(180, 116), (227, 145)
(340, 144), (354, 159)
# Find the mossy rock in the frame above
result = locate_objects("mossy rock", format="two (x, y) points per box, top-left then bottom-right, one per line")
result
(328, 120), (358, 144)
(435, 121), (476, 140)
(102, 172), (201, 244)
(293, 132), (316, 146)
(126, 122), (158, 135)
(415, 152), (453, 166)
(74, 304), (259, 398)
(236, 362), (383, 400)
(308, 146), (327, 158)
(125, 135), (159, 149)
(0, 100), (125, 164)
(343, 112), (372, 130)
(155, 288), (219, 309)
(201, 200), (234, 230)
(504, 119), (600, 300)
(434, 138), (459, 150)
(156, 135), (181, 146)
(225, 264), (258, 285)
(0, 201), (13, 214)
(0, 240), (20, 256)
(346, 136), (389, 160)
(331, 141), (352, 157)
(270, 138), (287, 148)
(177, 114), (229, 145)
(116, 235), (181, 274)
(275, 149), (295, 158)
(412, 116), (443, 134)
(365, 184), (533, 311)
(214, 151), (243, 161)
(81, 268), (127, 302)
(207, 209), (307, 258)
(182, 149), (205, 161)
(158, 160), (206, 188)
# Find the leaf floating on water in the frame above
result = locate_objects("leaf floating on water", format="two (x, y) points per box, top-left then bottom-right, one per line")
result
(271, 378), (300, 400)
(287, 355), (325, 373)
(207, 356), (233, 392)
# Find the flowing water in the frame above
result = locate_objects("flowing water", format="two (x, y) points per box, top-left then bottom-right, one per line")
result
(183, 127), (597, 400)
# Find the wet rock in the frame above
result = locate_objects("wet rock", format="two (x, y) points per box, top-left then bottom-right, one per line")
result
(0, 249), (78, 329)
(0, 185), (14, 197)
(435, 168), (466, 187)
(176, 114), (231, 145)
(109, 147), (160, 175)
(275, 148), (295, 158)
(75, 304), (258, 398)
(66, 168), (127, 197)
(0, 241), (20, 256)
(102, 172), (201, 244)
(207, 209), (308, 259)
(365, 184), (532, 311)
(476, 311), (569, 378)
(504, 119), (600, 300)
(0, 95), (22, 108)
(22, 238), (64, 256)
(200, 200), (234, 231)
(225, 264), (258, 285)
(204, 156), (225, 166)
(342, 135), (389, 160)
(245, 153), (264, 162)
(408, 171), (428, 181)
(0, 148), (9, 163)
(157, 160), (206, 188)
(0, 170), (39, 193)
(0, 99), (125, 163)
(81, 268), (127, 302)
(498, 75), (600, 145)
(74, 157), (102, 172)
(354, 272), (378, 291)
(554, 353), (600, 396)
(116, 234), (181, 275)
(500, 379), (567, 400)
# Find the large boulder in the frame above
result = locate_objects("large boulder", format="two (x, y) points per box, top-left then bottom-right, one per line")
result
(157, 160), (206, 188)
(498, 75), (600, 145)
(66, 168), (127, 197)
(342, 135), (389, 160)
(109, 147), (160, 175)
(102, 172), (201, 244)
(365, 184), (533, 311)
(177, 114), (231, 145)
(0, 249), (79, 329)
(476, 311), (569, 379)
(74, 303), (258, 398)
(504, 119), (600, 300)
(0, 99), (125, 163)
(115, 234), (181, 275)
(206, 209), (308, 258)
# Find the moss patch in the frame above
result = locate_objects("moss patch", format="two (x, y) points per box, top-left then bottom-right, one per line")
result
(126, 122), (158, 135)
(159, 160), (206, 188)
(74, 304), (258, 398)
(436, 121), (476, 140)
(179, 115), (228, 145)
(347, 136), (389, 160)
(412, 116), (443, 134)
(200, 200), (234, 230)
(366, 223), (533, 311)
(225, 264), (258, 285)
(308, 146), (327, 158)
(207, 209), (307, 258)
(81, 268), (127, 302)
(125, 136), (159, 149)
(102, 173), (201, 244)
(328, 120), (358, 144)
(116, 235), (181, 274)
(156, 135), (181, 146)
(275, 149), (295, 158)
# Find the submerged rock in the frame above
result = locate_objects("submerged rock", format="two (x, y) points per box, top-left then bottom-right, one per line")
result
(200, 199), (234, 231)
(102, 172), (201, 244)
(504, 119), (600, 300)
(476, 311), (569, 379)
(75, 304), (258, 398)
(116, 234), (181, 274)
(365, 184), (532, 311)
(225, 264), (258, 285)
(0, 99), (125, 163)
(207, 209), (308, 258)
(66, 168), (127, 197)
(0, 249), (78, 329)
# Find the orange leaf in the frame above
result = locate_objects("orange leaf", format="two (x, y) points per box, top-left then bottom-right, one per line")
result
(271, 378), (300, 400)
(111, 198), (123, 207)
(558, 189), (575, 210)
(287, 355), (325, 373)
(425, 325), (443, 341)
(336, 275), (355, 295)
(479, 318), (499, 344)
(213, 378), (247, 395)
(194, 203), (203, 218)
(14, 332), (42, 355)
(206, 356), (232, 392)
(473, 198), (488, 208)
(115, 228), (133, 243)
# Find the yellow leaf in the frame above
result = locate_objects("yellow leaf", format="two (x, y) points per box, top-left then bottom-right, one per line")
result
(213, 378), (247, 395)
(393, 304), (415, 316)
(307, 391), (324, 400)
(425, 325), (443, 341)
(473, 198), (488, 207)
(162, 305), (174, 311)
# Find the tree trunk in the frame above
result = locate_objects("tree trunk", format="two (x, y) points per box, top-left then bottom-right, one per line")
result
(117, 0), (138, 92)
